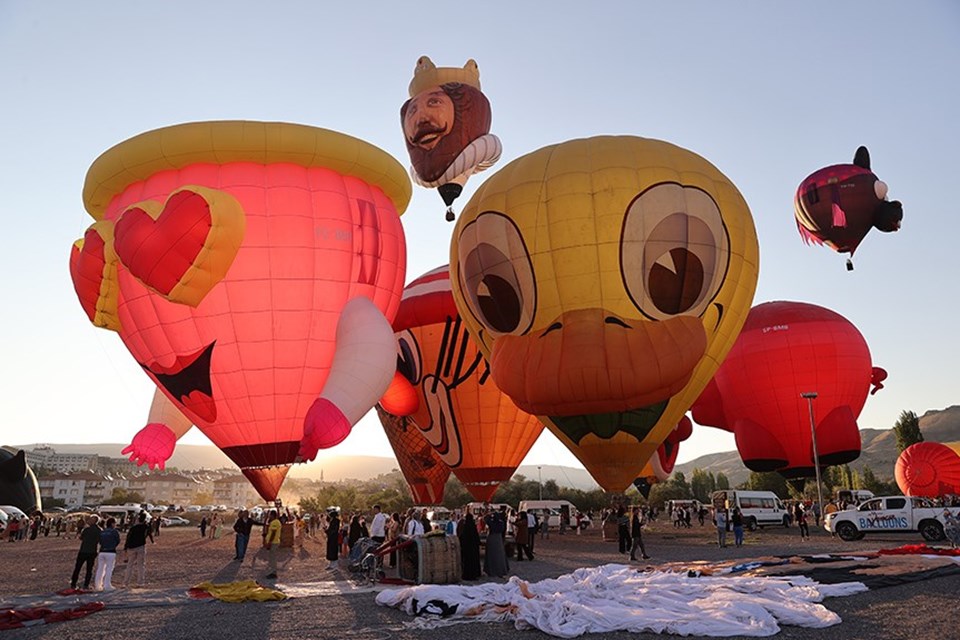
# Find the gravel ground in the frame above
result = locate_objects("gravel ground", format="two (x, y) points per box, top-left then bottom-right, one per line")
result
(1, 519), (958, 639)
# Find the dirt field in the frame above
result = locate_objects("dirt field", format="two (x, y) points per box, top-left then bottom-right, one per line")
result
(1, 517), (958, 639)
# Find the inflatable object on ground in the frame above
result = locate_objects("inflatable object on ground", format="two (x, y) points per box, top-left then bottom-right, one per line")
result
(632, 416), (693, 498)
(795, 146), (902, 269)
(381, 265), (543, 501)
(692, 301), (885, 479)
(401, 56), (501, 221)
(895, 441), (960, 498)
(450, 136), (759, 491)
(70, 121), (410, 500)
(375, 405), (451, 505)
(0, 448), (41, 514)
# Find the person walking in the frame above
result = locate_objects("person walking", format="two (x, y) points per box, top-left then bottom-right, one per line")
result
(795, 503), (810, 541)
(616, 506), (630, 555)
(199, 515), (208, 538)
(233, 510), (253, 561)
(629, 507), (650, 561)
(263, 510), (281, 580)
(514, 510), (533, 561)
(731, 507), (745, 547)
(458, 513), (482, 580)
(123, 512), (154, 587)
(526, 510), (538, 555)
(715, 508), (728, 548)
(70, 515), (101, 590)
(94, 517), (121, 591)
(325, 508), (341, 570)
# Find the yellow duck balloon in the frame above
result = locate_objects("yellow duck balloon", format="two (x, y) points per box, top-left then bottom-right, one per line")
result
(449, 136), (759, 491)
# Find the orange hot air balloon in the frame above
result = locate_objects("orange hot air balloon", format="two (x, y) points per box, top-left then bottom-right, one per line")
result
(375, 405), (451, 505)
(381, 266), (543, 501)
(895, 441), (960, 498)
(70, 122), (410, 501)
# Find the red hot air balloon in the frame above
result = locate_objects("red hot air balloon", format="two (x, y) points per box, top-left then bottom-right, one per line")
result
(70, 122), (410, 501)
(380, 266), (543, 502)
(795, 146), (903, 270)
(895, 442), (960, 498)
(691, 301), (885, 480)
(375, 405), (451, 505)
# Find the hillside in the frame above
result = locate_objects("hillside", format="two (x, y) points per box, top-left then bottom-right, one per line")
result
(675, 405), (960, 485)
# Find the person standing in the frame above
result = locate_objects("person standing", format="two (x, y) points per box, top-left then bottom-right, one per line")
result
(483, 508), (508, 578)
(629, 507), (650, 561)
(369, 504), (387, 545)
(731, 507), (745, 547)
(325, 508), (341, 570)
(715, 508), (728, 548)
(795, 503), (809, 541)
(233, 510), (253, 561)
(526, 510), (538, 555)
(199, 515), (208, 538)
(457, 513), (481, 580)
(514, 510), (533, 561)
(616, 506), (630, 555)
(94, 517), (121, 591)
(263, 510), (281, 580)
(70, 515), (101, 590)
(404, 508), (425, 536)
(123, 512), (154, 588)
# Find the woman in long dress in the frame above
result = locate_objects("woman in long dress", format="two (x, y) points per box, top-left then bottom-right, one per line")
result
(458, 513), (481, 580)
(325, 509), (341, 570)
(483, 509), (508, 578)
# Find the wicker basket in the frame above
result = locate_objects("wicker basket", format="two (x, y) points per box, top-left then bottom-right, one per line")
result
(398, 533), (461, 584)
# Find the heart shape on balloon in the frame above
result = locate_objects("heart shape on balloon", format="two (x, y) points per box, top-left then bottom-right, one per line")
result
(113, 185), (245, 307)
(69, 220), (121, 331)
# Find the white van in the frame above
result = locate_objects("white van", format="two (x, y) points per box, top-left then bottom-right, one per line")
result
(0, 505), (29, 521)
(711, 490), (790, 530)
(518, 500), (591, 530)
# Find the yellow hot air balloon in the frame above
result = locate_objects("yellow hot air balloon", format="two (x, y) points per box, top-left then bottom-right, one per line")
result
(450, 136), (759, 491)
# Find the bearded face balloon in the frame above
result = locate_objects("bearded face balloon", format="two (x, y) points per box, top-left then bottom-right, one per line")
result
(400, 57), (502, 220)
(450, 136), (759, 491)
(70, 121), (409, 500)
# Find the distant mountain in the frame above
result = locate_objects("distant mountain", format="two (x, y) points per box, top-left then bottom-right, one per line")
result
(675, 405), (960, 485)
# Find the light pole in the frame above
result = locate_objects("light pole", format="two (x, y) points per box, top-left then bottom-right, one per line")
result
(538, 466), (543, 500)
(801, 392), (825, 515)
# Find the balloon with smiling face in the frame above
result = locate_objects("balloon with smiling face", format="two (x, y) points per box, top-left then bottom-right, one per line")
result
(69, 121), (409, 501)
(450, 136), (759, 491)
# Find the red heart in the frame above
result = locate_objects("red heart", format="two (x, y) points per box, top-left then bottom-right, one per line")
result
(114, 190), (213, 296)
(70, 227), (109, 323)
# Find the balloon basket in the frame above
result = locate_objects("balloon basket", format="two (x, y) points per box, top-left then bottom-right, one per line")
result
(846, 259), (854, 271)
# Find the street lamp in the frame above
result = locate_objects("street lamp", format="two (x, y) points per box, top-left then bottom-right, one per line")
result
(801, 392), (825, 515)
(538, 466), (543, 500)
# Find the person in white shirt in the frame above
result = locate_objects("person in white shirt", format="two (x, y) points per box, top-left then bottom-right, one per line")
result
(527, 510), (538, 554)
(404, 509), (425, 537)
(370, 504), (387, 544)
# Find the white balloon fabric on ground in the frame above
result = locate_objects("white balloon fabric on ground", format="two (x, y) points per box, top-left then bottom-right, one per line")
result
(376, 564), (868, 637)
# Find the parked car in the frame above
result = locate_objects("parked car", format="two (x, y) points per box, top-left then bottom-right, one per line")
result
(161, 516), (190, 526)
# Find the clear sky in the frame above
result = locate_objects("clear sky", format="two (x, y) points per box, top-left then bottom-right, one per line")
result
(1, 2), (958, 472)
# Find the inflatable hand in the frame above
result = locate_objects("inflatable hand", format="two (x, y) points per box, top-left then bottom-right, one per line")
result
(121, 423), (177, 470)
(297, 399), (351, 462)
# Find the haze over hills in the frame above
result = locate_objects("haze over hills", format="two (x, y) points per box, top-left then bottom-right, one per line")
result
(12, 406), (959, 491)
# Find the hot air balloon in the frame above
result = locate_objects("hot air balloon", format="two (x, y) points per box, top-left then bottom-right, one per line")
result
(375, 405), (451, 505)
(121, 389), (195, 471)
(70, 121), (410, 501)
(0, 448), (41, 515)
(895, 441), (960, 498)
(691, 301), (885, 480)
(795, 146), (903, 270)
(400, 56), (501, 221)
(380, 266), (543, 502)
(449, 136), (759, 491)
(633, 416), (693, 498)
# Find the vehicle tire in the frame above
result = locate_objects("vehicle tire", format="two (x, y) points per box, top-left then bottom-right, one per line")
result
(746, 517), (757, 532)
(836, 522), (859, 542)
(919, 520), (945, 542)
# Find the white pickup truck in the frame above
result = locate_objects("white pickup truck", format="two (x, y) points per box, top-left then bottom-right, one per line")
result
(824, 495), (958, 542)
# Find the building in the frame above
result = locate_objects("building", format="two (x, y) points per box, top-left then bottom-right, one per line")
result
(140, 473), (202, 506)
(25, 446), (100, 474)
(213, 475), (260, 508)
(50, 471), (111, 508)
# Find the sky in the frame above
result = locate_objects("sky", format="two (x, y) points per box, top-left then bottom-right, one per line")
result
(1, 2), (958, 474)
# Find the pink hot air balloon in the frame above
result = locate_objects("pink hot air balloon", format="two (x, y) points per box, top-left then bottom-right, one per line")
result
(70, 121), (409, 501)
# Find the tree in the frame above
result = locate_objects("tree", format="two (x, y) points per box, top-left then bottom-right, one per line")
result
(742, 471), (790, 496)
(690, 469), (716, 503)
(893, 410), (923, 453)
(715, 472), (730, 490)
(102, 488), (145, 505)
